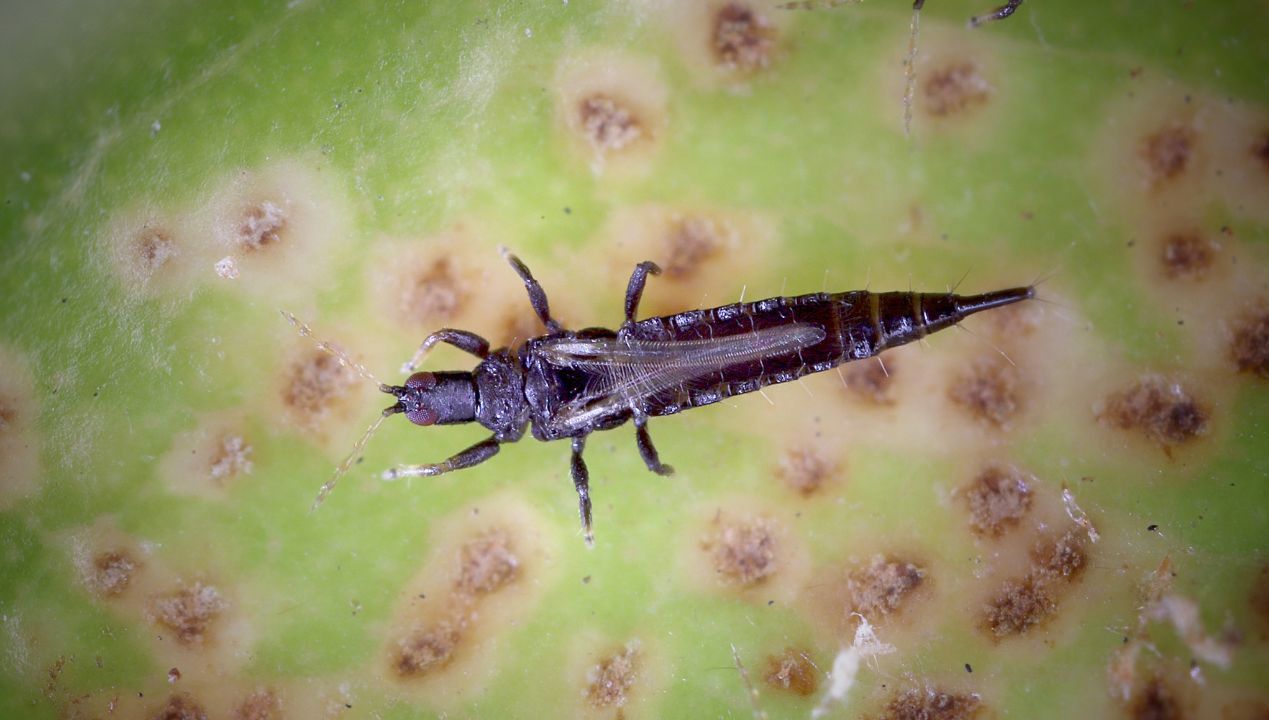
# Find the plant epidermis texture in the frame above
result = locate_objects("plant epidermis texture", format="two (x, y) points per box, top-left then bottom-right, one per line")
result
(1, 1), (1267, 718)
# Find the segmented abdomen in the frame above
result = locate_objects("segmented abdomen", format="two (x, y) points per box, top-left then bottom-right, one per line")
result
(630, 287), (1032, 415)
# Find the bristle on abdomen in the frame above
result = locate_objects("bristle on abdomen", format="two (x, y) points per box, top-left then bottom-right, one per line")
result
(866, 287), (1034, 353)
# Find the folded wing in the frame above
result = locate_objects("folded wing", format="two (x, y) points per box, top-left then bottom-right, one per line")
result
(538, 323), (826, 424)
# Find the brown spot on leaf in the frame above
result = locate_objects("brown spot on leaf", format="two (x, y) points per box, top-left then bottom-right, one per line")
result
(762, 647), (817, 696)
(1230, 305), (1269, 379)
(846, 556), (925, 618)
(1252, 130), (1269, 173)
(948, 355), (1022, 429)
(776, 446), (834, 497)
(209, 434), (253, 483)
(234, 689), (282, 720)
(133, 226), (178, 277)
(702, 516), (778, 586)
(87, 550), (139, 598)
(1142, 124), (1197, 187)
(844, 358), (896, 405)
(1099, 375), (1209, 449)
(394, 620), (463, 678)
(150, 693), (208, 720)
(963, 465), (1033, 538)
(281, 351), (355, 423)
(1221, 700), (1269, 720)
(586, 643), (640, 709)
(873, 685), (983, 720)
(1128, 675), (1185, 720)
(579, 94), (644, 153)
(982, 527), (1089, 638)
(982, 575), (1056, 638)
(712, 2), (776, 73)
(923, 62), (991, 118)
(453, 531), (520, 599)
(664, 216), (722, 280)
(238, 202), (288, 252)
(400, 256), (466, 325)
(150, 583), (225, 646)
(1031, 529), (1088, 582)
(1159, 230), (1218, 281)
(44, 655), (66, 700)
(0, 400), (14, 431)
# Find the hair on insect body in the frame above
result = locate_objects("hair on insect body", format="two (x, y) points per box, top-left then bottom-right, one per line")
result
(288, 248), (1033, 546)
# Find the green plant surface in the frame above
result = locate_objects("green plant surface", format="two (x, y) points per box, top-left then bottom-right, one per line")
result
(1, 1), (1266, 718)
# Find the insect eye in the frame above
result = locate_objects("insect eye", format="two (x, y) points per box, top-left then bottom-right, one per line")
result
(405, 405), (439, 426)
(406, 372), (437, 390)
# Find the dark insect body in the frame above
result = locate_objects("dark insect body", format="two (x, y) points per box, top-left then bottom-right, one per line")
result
(293, 250), (1032, 545)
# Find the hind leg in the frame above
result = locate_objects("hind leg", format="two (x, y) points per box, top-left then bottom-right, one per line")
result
(634, 414), (674, 476)
(570, 436), (595, 546)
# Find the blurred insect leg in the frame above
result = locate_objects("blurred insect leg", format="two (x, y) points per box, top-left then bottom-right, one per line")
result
(501, 247), (563, 333)
(623, 261), (663, 326)
(634, 414), (674, 476)
(571, 435), (595, 546)
(382, 436), (501, 480)
(777, 0), (860, 10)
(969, 0), (1022, 27)
(401, 328), (491, 374)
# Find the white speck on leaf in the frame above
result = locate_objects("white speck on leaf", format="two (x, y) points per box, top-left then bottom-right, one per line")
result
(215, 256), (240, 279)
(810, 615), (895, 719)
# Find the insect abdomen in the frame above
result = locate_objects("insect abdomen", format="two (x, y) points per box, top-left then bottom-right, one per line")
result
(840, 287), (1035, 359)
(634, 286), (1033, 414)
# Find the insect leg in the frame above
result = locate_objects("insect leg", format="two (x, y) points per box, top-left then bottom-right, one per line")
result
(381, 436), (501, 480)
(634, 414), (674, 476)
(570, 435), (595, 546)
(401, 328), (491, 374)
(969, 0), (1022, 27)
(500, 247), (563, 333)
(623, 261), (663, 326)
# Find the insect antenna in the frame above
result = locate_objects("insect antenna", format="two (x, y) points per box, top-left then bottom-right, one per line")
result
(280, 310), (401, 510)
(311, 410), (394, 512)
(280, 311), (390, 392)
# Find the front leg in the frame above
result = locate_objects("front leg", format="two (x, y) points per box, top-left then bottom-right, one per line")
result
(382, 436), (501, 480)
(634, 414), (674, 476)
(401, 328), (491, 374)
(570, 435), (595, 546)
(623, 261), (662, 327)
(501, 247), (563, 333)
